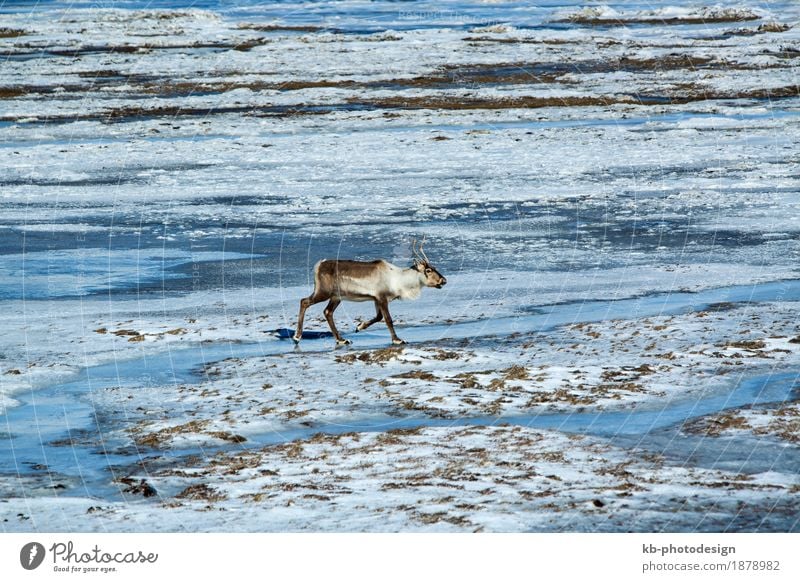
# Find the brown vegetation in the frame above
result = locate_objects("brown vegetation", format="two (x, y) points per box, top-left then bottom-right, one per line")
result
(555, 12), (760, 27)
(0, 28), (26, 38)
(336, 346), (405, 365)
(176, 483), (227, 502)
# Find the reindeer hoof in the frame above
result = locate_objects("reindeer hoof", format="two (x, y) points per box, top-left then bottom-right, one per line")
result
(292, 335), (301, 343)
(336, 338), (352, 346)
(392, 338), (406, 345)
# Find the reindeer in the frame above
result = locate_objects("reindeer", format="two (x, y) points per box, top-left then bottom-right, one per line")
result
(293, 240), (447, 346)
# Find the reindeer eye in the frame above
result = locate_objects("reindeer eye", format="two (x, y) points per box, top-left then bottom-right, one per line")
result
(425, 268), (432, 274)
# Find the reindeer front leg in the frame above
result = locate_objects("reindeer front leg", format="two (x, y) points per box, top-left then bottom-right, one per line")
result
(294, 291), (327, 343)
(323, 298), (350, 346)
(293, 297), (312, 343)
(377, 297), (405, 345)
(356, 300), (383, 332)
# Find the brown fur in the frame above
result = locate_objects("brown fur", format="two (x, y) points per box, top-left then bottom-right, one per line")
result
(293, 258), (446, 345)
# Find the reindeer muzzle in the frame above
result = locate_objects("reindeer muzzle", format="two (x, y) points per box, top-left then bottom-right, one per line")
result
(436, 278), (447, 289)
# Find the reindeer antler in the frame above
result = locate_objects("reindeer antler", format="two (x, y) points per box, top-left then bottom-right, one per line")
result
(417, 235), (430, 264)
(411, 238), (422, 263)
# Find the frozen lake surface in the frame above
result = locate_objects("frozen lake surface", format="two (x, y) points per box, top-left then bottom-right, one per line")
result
(1, 0), (800, 531)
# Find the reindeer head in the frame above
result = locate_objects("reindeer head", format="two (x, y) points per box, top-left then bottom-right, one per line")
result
(412, 237), (447, 289)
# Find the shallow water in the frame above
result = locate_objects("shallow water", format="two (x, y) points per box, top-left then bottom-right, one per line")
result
(5, 0), (797, 29)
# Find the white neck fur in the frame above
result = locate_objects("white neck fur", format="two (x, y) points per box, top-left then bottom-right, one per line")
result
(392, 267), (425, 300)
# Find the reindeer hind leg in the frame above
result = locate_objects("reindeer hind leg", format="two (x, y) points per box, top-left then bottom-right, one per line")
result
(356, 300), (383, 332)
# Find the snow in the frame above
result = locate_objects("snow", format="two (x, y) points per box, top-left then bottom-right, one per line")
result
(2, 0), (800, 532)
(4, 424), (798, 532)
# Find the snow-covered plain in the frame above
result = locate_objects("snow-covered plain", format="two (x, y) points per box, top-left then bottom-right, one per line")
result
(1, 0), (800, 531)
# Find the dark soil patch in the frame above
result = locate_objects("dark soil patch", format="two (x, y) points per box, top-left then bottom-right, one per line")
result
(349, 84), (798, 111)
(463, 36), (582, 45)
(6, 80), (798, 124)
(640, 84), (800, 105)
(5, 52), (771, 105)
(764, 47), (800, 59)
(725, 339), (766, 351)
(347, 94), (634, 111)
(238, 23), (326, 33)
(0, 87), (28, 99)
(137, 78), (358, 98)
(555, 12), (760, 27)
(719, 22), (791, 37)
(703, 302), (741, 313)
(391, 63), (568, 87)
(14, 39), (270, 58)
(0, 84), (93, 99)
(0, 28), (26, 38)
(117, 477), (158, 498)
(49, 429), (103, 448)
(375, 55), (758, 91)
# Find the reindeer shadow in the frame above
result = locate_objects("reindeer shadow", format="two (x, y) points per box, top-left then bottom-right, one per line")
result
(272, 328), (333, 341)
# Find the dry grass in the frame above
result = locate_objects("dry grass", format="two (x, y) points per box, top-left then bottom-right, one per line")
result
(138, 78), (357, 97)
(0, 28), (26, 38)
(555, 12), (760, 26)
(207, 431), (247, 443)
(684, 412), (751, 436)
(722, 22), (792, 37)
(0, 85), (80, 99)
(431, 349), (463, 360)
(335, 346), (405, 365)
(112, 329), (140, 337)
(643, 84), (800, 105)
(759, 417), (800, 443)
(133, 420), (210, 448)
(176, 483), (227, 502)
(754, 405), (800, 443)
(392, 370), (439, 381)
(397, 63), (568, 87)
(451, 371), (481, 389)
(237, 23), (324, 33)
(725, 340), (767, 351)
(504, 365), (529, 380)
(757, 22), (792, 33)
(687, 404), (800, 443)
(346, 94), (635, 111)
(39, 39), (269, 57)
